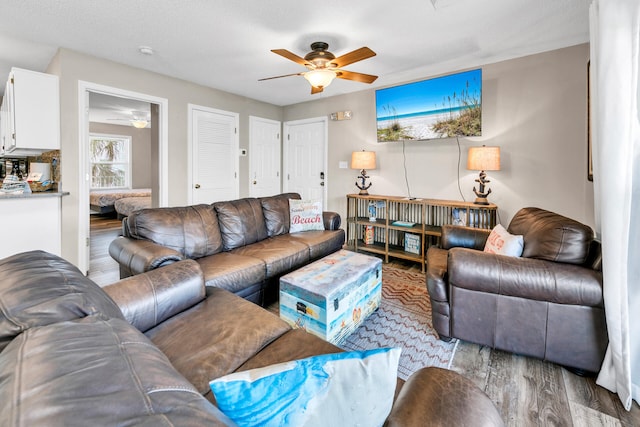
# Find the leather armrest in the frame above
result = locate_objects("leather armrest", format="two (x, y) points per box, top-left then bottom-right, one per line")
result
(109, 237), (184, 276)
(103, 260), (205, 332)
(441, 225), (490, 250)
(385, 367), (504, 427)
(323, 211), (341, 230)
(448, 248), (604, 306)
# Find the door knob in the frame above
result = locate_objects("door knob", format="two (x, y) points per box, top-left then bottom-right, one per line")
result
(195, 184), (201, 189)
(253, 180), (257, 185)
(320, 182), (325, 186)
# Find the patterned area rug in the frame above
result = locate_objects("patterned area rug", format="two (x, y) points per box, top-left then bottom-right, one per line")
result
(338, 264), (458, 380)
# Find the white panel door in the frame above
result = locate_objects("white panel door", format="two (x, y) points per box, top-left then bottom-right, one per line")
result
(249, 116), (281, 198)
(190, 106), (239, 204)
(283, 117), (327, 207)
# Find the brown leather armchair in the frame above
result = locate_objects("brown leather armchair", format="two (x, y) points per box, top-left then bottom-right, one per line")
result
(426, 207), (608, 373)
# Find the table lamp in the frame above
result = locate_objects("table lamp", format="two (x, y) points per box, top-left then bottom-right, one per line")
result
(467, 145), (500, 205)
(351, 151), (376, 195)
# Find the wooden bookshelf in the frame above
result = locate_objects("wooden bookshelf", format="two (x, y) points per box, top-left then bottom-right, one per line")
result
(345, 194), (497, 271)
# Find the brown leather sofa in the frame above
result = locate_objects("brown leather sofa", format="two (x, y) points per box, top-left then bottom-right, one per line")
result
(426, 207), (608, 373)
(0, 250), (505, 426)
(109, 192), (345, 305)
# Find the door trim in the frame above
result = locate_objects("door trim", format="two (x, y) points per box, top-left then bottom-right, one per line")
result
(78, 81), (169, 274)
(187, 104), (239, 204)
(283, 116), (328, 208)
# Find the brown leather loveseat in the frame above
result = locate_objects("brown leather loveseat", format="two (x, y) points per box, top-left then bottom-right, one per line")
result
(0, 250), (505, 426)
(109, 192), (344, 305)
(426, 207), (608, 373)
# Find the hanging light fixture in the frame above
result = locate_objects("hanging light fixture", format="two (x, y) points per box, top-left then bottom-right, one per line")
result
(130, 119), (148, 129)
(303, 69), (337, 89)
(130, 111), (149, 128)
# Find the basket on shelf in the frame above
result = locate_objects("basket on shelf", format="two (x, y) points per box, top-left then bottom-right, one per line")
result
(28, 180), (53, 192)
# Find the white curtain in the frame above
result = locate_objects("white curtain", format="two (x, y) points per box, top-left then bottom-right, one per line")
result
(590, 0), (640, 411)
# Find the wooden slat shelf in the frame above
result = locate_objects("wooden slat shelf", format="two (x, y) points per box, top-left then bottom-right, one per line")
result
(346, 194), (497, 272)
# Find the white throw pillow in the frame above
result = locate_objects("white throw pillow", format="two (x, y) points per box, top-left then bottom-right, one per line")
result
(210, 348), (401, 427)
(289, 199), (325, 233)
(483, 224), (524, 257)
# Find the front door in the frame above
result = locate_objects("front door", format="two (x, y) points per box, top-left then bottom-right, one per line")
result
(283, 117), (327, 206)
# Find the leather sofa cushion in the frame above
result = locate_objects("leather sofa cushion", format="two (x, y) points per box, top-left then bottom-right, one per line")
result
(104, 260), (206, 332)
(197, 252), (266, 293)
(288, 229), (346, 260)
(448, 248), (604, 306)
(214, 198), (268, 250)
(0, 250), (124, 353)
(0, 316), (232, 426)
(232, 236), (310, 278)
(126, 204), (223, 259)
(145, 287), (291, 396)
(260, 192), (301, 237)
(237, 329), (342, 372)
(507, 207), (594, 265)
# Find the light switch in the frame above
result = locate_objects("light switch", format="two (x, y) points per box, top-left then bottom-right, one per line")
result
(339, 161), (348, 169)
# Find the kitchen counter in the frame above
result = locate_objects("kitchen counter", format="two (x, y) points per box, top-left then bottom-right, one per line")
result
(0, 191), (69, 199)
(0, 192), (68, 260)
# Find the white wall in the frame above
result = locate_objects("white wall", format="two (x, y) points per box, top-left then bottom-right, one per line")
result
(282, 44), (594, 229)
(48, 48), (283, 268)
(47, 44), (593, 268)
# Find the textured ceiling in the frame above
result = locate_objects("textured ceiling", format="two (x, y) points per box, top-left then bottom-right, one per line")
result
(0, 0), (589, 107)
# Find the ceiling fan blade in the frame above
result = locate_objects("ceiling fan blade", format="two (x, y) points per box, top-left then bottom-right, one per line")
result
(336, 70), (378, 84)
(332, 47), (376, 68)
(271, 49), (310, 66)
(311, 86), (324, 95)
(258, 72), (303, 81)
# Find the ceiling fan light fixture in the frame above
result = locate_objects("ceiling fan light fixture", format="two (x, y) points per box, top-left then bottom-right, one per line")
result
(131, 119), (148, 128)
(304, 69), (336, 89)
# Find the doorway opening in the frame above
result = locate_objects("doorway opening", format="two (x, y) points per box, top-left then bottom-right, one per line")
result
(78, 81), (168, 280)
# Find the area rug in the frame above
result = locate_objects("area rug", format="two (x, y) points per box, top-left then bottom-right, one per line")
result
(269, 263), (458, 381)
(337, 264), (458, 380)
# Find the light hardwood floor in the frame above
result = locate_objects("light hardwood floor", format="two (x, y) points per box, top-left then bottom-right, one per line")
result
(88, 216), (640, 426)
(88, 214), (121, 286)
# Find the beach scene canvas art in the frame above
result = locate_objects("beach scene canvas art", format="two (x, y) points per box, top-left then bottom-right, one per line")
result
(376, 69), (482, 142)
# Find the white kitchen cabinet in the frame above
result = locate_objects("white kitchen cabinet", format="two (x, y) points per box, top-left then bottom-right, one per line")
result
(2, 67), (59, 155)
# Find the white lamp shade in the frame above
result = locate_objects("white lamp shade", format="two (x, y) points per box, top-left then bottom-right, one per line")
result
(304, 69), (337, 88)
(351, 151), (376, 170)
(467, 146), (500, 171)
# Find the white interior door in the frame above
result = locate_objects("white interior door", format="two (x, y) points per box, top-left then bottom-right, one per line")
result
(249, 116), (281, 197)
(189, 105), (239, 204)
(283, 117), (327, 207)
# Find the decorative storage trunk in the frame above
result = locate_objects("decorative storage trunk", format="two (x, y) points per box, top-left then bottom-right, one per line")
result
(280, 250), (382, 344)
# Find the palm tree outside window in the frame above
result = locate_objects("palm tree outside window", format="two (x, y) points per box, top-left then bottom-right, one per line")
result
(89, 134), (131, 189)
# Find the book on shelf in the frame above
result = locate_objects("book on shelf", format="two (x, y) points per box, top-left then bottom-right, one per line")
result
(391, 220), (416, 227)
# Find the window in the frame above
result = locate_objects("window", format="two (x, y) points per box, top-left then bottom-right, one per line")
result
(89, 134), (131, 189)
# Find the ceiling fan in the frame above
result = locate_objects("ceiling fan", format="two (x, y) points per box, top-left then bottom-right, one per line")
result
(259, 42), (378, 94)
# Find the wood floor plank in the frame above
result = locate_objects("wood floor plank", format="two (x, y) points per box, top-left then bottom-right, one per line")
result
(529, 358), (572, 427)
(88, 214), (121, 287)
(569, 401), (621, 427)
(563, 369), (621, 419)
(450, 340), (491, 390)
(484, 350), (530, 426)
